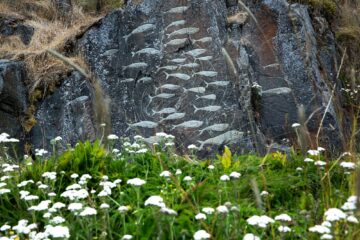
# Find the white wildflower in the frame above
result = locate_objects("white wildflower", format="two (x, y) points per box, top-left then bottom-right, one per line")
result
(107, 134), (119, 140)
(79, 207), (97, 216)
(68, 203), (83, 212)
(145, 196), (165, 208)
(28, 200), (51, 211)
(160, 171), (172, 178)
(183, 176), (192, 181)
(275, 213), (292, 222)
(317, 147), (325, 152)
(230, 171), (241, 179)
(320, 234), (333, 239)
(309, 225), (331, 234)
(247, 215), (274, 228)
(50, 216), (65, 225)
(122, 235), (133, 240)
(42, 172), (57, 180)
(24, 195), (39, 201)
(0, 189), (10, 195)
(324, 208), (346, 222)
(188, 144), (198, 150)
(220, 175), (230, 181)
(160, 207), (177, 216)
(127, 178), (146, 186)
(0, 224), (11, 231)
(243, 233), (260, 240)
(100, 203), (110, 209)
(202, 207), (215, 215)
(118, 206), (130, 213)
(216, 205), (228, 214)
(321, 221), (331, 227)
(195, 213), (207, 220)
(70, 173), (79, 179)
(260, 191), (269, 196)
(45, 225), (70, 239)
(307, 150), (320, 156)
(304, 158), (314, 163)
(315, 161), (326, 167)
(340, 162), (356, 170)
(208, 165), (215, 170)
(278, 225), (291, 233)
(347, 215), (359, 224)
(193, 230), (211, 240)
(156, 132), (168, 138)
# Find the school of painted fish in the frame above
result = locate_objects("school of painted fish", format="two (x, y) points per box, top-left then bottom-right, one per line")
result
(117, 3), (244, 150)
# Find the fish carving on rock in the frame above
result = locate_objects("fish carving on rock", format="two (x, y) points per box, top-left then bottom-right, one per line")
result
(197, 130), (244, 150)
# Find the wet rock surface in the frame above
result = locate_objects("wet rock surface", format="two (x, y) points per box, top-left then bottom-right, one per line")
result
(0, 60), (27, 143)
(74, 0), (343, 154)
(31, 72), (97, 150)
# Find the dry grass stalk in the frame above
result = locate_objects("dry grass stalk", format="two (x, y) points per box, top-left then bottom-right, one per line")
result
(46, 49), (112, 140)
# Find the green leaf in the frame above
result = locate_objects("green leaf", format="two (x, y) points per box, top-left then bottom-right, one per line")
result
(221, 146), (232, 170)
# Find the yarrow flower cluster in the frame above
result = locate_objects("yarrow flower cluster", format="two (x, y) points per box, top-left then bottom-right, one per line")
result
(247, 215), (275, 228)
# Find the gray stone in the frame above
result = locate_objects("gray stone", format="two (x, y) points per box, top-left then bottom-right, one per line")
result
(73, 0), (344, 155)
(0, 60), (27, 143)
(26, 0), (345, 155)
(31, 72), (97, 150)
(0, 14), (34, 45)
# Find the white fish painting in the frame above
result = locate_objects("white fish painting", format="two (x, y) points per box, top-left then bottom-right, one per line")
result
(165, 20), (186, 30)
(170, 58), (187, 64)
(137, 77), (152, 84)
(102, 49), (118, 56)
(164, 38), (188, 47)
(160, 112), (186, 122)
(149, 93), (176, 103)
(166, 27), (200, 38)
(123, 24), (156, 42)
(120, 78), (135, 83)
(205, 81), (230, 87)
(126, 121), (158, 132)
(183, 87), (206, 94)
(185, 49), (207, 57)
(179, 63), (200, 69)
(192, 37), (212, 44)
(132, 48), (160, 57)
(157, 65), (179, 72)
(198, 123), (230, 135)
(166, 6), (189, 14)
(193, 71), (218, 77)
(155, 84), (182, 92)
(152, 108), (177, 115)
(171, 120), (204, 130)
(195, 56), (213, 61)
(122, 62), (148, 71)
(197, 130), (244, 150)
(164, 72), (191, 81)
(193, 105), (222, 113)
(196, 94), (217, 100)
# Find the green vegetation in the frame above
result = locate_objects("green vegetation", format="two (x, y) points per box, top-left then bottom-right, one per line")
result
(0, 133), (358, 239)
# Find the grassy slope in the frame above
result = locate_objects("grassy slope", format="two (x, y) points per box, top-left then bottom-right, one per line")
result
(0, 140), (358, 239)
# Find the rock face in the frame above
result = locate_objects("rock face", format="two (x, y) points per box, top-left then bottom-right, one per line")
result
(31, 72), (97, 150)
(0, 14), (34, 45)
(0, 0), (345, 156)
(73, 0), (343, 154)
(0, 60), (27, 143)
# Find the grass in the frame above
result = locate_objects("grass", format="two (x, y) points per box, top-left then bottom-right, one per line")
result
(0, 133), (359, 239)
